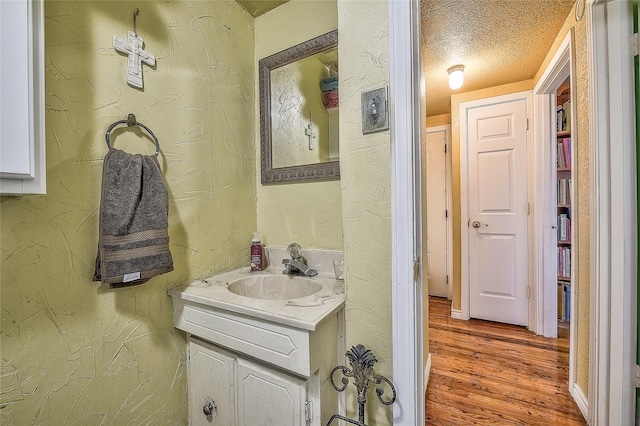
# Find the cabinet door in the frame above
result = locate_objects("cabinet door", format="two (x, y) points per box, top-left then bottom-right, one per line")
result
(237, 358), (307, 426)
(188, 338), (236, 426)
(0, 0), (46, 194)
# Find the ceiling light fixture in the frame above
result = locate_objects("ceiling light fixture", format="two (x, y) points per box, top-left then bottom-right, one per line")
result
(447, 65), (465, 90)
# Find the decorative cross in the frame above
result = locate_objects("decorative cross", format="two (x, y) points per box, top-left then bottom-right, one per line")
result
(305, 111), (316, 150)
(113, 31), (155, 89)
(305, 123), (316, 150)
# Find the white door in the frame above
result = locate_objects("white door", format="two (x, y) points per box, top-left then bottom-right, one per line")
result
(237, 358), (307, 426)
(462, 92), (530, 326)
(188, 338), (237, 426)
(425, 126), (449, 297)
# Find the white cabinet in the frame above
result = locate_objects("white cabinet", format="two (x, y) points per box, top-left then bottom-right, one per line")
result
(188, 338), (236, 426)
(169, 269), (345, 425)
(175, 304), (342, 425)
(0, 0), (46, 195)
(188, 336), (312, 426)
(237, 357), (308, 426)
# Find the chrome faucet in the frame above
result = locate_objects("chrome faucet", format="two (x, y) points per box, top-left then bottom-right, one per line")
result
(282, 242), (318, 277)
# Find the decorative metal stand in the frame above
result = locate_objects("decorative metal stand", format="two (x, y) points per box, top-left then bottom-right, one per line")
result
(326, 344), (397, 426)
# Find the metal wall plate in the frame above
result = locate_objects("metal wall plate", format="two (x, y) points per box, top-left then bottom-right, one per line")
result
(361, 86), (389, 134)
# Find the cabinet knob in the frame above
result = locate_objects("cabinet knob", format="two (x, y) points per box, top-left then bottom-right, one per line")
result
(203, 397), (217, 417)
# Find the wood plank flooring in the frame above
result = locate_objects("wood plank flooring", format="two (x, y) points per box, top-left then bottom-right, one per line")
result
(425, 297), (586, 425)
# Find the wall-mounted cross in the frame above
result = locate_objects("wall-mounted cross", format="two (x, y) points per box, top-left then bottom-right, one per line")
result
(305, 111), (316, 150)
(113, 31), (155, 89)
(305, 123), (316, 151)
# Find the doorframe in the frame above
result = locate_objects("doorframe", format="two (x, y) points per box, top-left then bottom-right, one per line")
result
(532, 28), (583, 414)
(424, 124), (453, 300)
(459, 91), (533, 322)
(389, 0), (425, 424)
(390, 2), (636, 425)
(532, 29), (575, 340)
(586, 0), (637, 424)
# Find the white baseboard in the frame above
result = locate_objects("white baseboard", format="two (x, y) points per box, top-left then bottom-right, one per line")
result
(424, 352), (432, 395)
(450, 309), (462, 319)
(571, 382), (589, 423)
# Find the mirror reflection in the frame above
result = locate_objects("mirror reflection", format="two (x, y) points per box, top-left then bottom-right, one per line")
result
(271, 47), (339, 169)
(259, 30), (339, 184)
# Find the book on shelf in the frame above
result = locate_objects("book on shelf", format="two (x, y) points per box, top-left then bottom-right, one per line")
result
(558, 180), (563, 204)
(557, 213), (571, 241)
(557, 179), (571, 204)
(557, 283), (571, 321)
(557, 138), (571, 169)
(558, 246), (571, 278)
(558, 247), (563, 277)
(563, 101), (571, 132)
(562, 138), (571, 168)
(557, 142), (565, 168)
(558, 283), (565, 319)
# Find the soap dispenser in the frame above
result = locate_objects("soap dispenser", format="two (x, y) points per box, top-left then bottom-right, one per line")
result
(250, 232), (263, 271)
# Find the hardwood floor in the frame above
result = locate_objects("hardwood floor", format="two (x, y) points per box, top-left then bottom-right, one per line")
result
(425, 297), (586, 425)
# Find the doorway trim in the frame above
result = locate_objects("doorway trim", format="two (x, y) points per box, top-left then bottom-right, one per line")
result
(459, 91), (533, 322)
(389, 0), (425, 424)
(389, 2), (635, 425)
(532, 29), (574, 340)
(532, 28), (583, 415)
(586, 0), (637, 424)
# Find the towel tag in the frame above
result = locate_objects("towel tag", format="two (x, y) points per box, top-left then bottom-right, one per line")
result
(123, 272), (141, 283)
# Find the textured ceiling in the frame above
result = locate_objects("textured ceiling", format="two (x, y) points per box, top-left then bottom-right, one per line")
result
(236, 0), (289, 17)
(237, 0), (575, 116)
(421, 0), (575, 116)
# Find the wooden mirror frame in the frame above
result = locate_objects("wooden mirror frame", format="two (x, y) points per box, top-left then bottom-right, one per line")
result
(259, 30), (339, 184)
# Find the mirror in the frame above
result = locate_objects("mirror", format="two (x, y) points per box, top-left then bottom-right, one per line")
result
(259, 30), (339, 184)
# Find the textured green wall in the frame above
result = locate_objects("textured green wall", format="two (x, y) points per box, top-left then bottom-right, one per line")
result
(338, 1), (393, 423)
(254, 0), (342, 251)
(0, 1), (256, 423)
(257, 3), (392, 424)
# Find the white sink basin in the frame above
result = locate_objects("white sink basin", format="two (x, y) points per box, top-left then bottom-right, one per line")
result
(169, 265), (345, 379)
(168, 266), (344, 331)
(227, 275), (322, 300)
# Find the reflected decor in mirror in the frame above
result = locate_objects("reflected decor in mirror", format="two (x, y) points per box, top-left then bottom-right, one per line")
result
(259, 30), (339, 184)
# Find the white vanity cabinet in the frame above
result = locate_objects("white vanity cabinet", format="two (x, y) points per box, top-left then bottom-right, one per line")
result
(188, 336), (312, 426)
(170, 268), (345, 426)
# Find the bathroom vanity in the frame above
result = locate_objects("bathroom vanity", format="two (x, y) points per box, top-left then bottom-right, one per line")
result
(169, 256), (345, 426)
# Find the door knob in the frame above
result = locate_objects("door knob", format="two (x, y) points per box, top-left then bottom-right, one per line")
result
(472, 221), (481, 228)
(203, 397), (217, 417)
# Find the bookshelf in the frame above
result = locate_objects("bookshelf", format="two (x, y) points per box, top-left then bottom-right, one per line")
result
(556, 81), (571, 322)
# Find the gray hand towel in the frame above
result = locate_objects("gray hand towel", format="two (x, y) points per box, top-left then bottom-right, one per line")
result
(94, 149), (173, 288)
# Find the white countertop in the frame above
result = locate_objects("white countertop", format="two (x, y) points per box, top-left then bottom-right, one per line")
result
(168, 267), (345, 331)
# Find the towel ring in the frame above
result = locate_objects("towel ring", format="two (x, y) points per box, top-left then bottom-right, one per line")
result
(105, 114), (160, 156)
